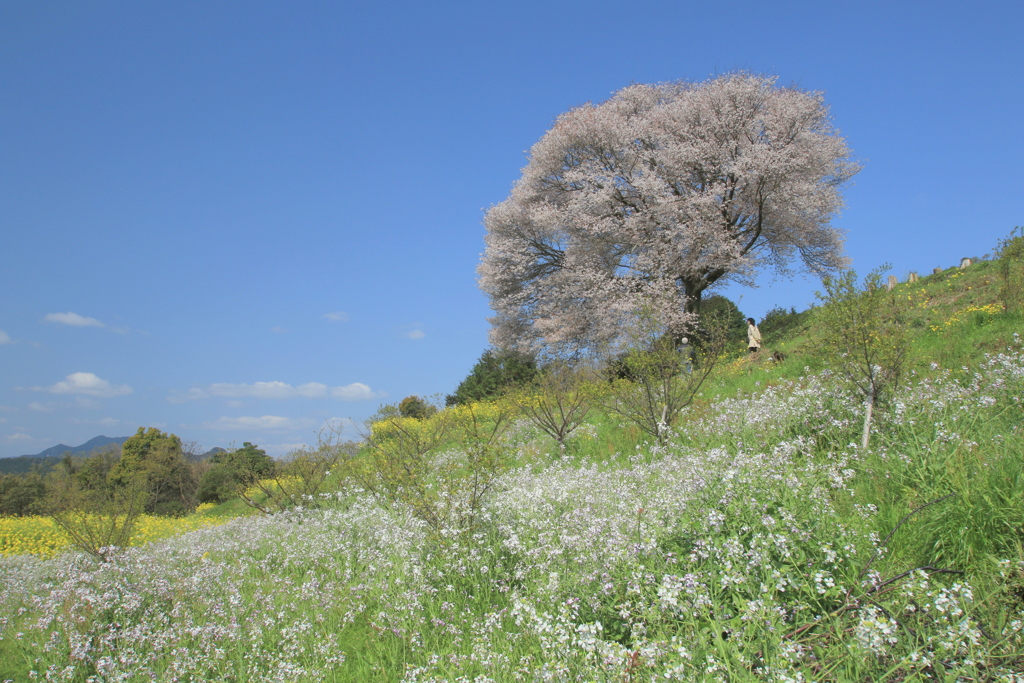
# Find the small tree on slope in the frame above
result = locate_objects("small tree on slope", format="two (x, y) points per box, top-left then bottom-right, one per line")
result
(815, 267), (911, 449)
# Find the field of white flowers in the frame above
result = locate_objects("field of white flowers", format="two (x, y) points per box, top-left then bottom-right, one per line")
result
(3, 348), (1024, 682)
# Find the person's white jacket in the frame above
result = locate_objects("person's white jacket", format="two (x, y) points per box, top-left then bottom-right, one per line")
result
(747, 323), (762, 350)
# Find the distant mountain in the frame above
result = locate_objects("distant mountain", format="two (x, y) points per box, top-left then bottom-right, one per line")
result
(0, 435), (130, 476)
(189, 447), (226, 463)
(32, 435), (128, 459)
(0, 437), (228, 475)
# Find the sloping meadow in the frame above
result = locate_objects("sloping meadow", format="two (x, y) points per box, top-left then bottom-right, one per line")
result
(3, 349), (1024, 681)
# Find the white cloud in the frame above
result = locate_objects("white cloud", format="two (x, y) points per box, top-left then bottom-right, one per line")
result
(172, 381), (384, 402)
(27, 401), (53, 413)
(323, 311), (350, 323)
(207, 381), (331, 399)
(0, 330), (11, 344)
(44, 312), (105, 327)
(5, 432), (33, 441)
(43, 372), (132, 398)
(405, 329), (426, 340)
(201, 415), (316, 432)
(330, 383), (384, 401)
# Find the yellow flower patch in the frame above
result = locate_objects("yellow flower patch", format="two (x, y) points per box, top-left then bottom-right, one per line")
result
(0, 513), (231, 558)
(929, 303), (1002, 332)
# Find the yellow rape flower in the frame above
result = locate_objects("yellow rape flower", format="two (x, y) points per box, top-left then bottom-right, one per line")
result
(0, 513), (230, 558)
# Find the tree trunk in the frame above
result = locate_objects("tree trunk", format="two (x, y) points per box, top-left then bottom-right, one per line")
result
(860, 392), (874, 450)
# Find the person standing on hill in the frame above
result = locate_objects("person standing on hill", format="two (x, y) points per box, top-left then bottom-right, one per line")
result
(747, 318), (762, 354)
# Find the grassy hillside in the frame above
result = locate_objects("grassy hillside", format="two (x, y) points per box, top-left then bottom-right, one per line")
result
(2, 250), (1023, 681)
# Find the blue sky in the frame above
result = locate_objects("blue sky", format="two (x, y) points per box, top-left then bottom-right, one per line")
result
(1, 0), (1021, 458)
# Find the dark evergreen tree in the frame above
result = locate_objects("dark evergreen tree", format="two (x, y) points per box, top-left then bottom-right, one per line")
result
(759, 306), (809, 344)
(699, 295), (747, 347)
(446, 350), (538, 406)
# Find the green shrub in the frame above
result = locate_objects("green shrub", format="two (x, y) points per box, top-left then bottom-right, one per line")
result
(399, 395), (437, 420)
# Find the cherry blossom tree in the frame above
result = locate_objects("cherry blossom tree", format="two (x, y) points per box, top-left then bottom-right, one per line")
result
(479, 73), (859, 355)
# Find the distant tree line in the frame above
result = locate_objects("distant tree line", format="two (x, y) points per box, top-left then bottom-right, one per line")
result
(0, 427), (276, 517)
